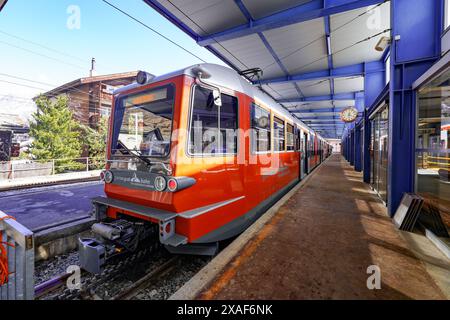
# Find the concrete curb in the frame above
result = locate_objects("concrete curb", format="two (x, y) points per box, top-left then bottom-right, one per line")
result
(0, 171), (101, 191)
(169, 159), (328, 300)
(34, 217), (96, 261)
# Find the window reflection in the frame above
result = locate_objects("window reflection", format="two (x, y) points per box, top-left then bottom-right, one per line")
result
(416, 67), (450, 228)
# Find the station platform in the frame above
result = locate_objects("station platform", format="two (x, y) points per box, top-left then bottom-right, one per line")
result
(0, 181), (104, 259)
(188, 154), (450, 300)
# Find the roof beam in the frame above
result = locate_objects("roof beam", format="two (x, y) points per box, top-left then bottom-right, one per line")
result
(290, 108), (346, 113)
(198, 0), (385, 46)
(278, 92), (363, 103)
(304, 121), (358, 125)
(308, 125), (346, 128)
(304, 119), (346, 123)
(234, 0), (305, 98)
(300, 115), (341, 120)
(255, 63), (365, 85)
(324, 15), (337, 137)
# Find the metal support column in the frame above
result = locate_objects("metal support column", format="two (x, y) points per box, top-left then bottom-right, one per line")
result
(354, 124), (362, 172)
(363, 111), (371, 183)
(350, 129), (355, 166)
(387, 0), (442, 215)
(363, 61), (385, 183)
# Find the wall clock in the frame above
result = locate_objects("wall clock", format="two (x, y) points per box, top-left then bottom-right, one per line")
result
(340, 107), (359, 123)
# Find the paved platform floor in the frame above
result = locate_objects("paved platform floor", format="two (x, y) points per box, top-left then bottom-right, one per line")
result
(0, 181), (104, 232)
(198, 154), (449, 300)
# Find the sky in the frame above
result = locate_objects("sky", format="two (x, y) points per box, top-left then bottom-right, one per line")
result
(0, 0), (225, 121)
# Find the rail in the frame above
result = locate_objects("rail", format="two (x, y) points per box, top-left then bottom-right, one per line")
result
(0, 210), (34, 300)
(0, 157), (106, 180)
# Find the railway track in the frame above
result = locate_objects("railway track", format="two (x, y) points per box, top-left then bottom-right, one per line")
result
(34, 242), (204, 300)
(111, 256), (179, 300)
(35, 243), (163, 300)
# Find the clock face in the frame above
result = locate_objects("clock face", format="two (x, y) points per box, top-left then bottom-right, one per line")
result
(340, 107), (358, 123)
(257, 116), (269, 128)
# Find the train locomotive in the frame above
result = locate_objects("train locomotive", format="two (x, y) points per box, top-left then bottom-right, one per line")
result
(79, 64), (331, 273)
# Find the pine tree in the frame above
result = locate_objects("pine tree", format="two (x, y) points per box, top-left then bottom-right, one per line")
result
(29, 95), (82, 173)
(80, 116), (108, 170)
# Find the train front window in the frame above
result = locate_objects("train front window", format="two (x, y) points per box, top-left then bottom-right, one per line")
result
(111, 84), (175, 162)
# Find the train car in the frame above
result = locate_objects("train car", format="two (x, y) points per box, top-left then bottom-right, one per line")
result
(79, 64), (330, 273)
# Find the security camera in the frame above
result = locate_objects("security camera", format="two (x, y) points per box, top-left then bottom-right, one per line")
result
(375, 36), (391, 52)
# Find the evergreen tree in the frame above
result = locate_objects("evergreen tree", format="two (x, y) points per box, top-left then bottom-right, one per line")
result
(80, 116), (108, 169)
(29, 95), (82, 173)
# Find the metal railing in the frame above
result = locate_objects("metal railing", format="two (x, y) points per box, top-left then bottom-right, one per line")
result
(0, 157), (106, 180)
(0, 210), (34, 300)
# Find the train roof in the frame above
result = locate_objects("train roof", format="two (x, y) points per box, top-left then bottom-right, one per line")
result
(115, 63), (327, 141)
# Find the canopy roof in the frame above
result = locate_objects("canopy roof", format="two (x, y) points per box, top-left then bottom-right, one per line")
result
(144, 0), (391, 138)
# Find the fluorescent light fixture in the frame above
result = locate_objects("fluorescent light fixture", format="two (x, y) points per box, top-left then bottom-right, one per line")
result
(326, 35), (332, 56)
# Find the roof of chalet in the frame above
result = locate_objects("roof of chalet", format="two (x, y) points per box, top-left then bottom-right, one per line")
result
(38, 71), (142, 99)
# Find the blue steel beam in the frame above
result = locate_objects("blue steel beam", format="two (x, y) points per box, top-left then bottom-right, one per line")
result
(386, 0), (442, 215)
(255, 63), (368, 85)
(363, 61), (385, 183)
(324, 13), (337, 138)
(197, 0), (385, 46)
(278, 92), (363, 103)
(305, 121), (346, 124)
(143, 0), (248, 76)
(306, 121), (346, 123)
(301, 116), (341, 120)
(308, 125), (346, 127)
(290, 108), (346, 113)
(233, 0), (305, 99)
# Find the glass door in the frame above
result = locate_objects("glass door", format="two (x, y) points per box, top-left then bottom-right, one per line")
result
(416, 67), (450, 231)
(370, 104), (389, 204)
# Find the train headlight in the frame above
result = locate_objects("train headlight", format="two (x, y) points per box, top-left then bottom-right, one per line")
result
(154, 176), (166, 192)
(167, 178), (178, 192)
(104, 170), (114, 184)
(100, 170), (105, 181)
(136, 71), (153, 85)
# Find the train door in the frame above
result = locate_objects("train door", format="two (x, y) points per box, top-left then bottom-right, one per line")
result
(300, 129), (306, 179)
(304, 131), (309, 174)
(319, 140), (323, 163)
(296, 127), (301, 179)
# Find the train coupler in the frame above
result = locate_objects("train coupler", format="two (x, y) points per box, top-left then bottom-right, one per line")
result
(78, 219), (154, 274)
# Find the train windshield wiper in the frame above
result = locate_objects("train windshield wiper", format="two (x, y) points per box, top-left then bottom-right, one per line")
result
(114, 140), (153, 166)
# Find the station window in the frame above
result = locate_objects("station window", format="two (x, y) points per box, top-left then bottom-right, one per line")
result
(286, 123), (294, 151)
(251, 104), (271, 153)
(189, 86), (238, 155)
(273, 117), (285, 152)
(415, 66), (450, 231)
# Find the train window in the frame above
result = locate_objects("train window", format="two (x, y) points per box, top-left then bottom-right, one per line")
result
(220, 93), (238, 154)
(188, 86), (238, 155)
(251, 104), (271, 153)
(273, 117), (285, 152)
(286, 124), (294, 151)
(111, 84), (175, 161)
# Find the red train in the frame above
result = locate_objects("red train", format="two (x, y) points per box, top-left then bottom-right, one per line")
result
(79, 64), (331, 273)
